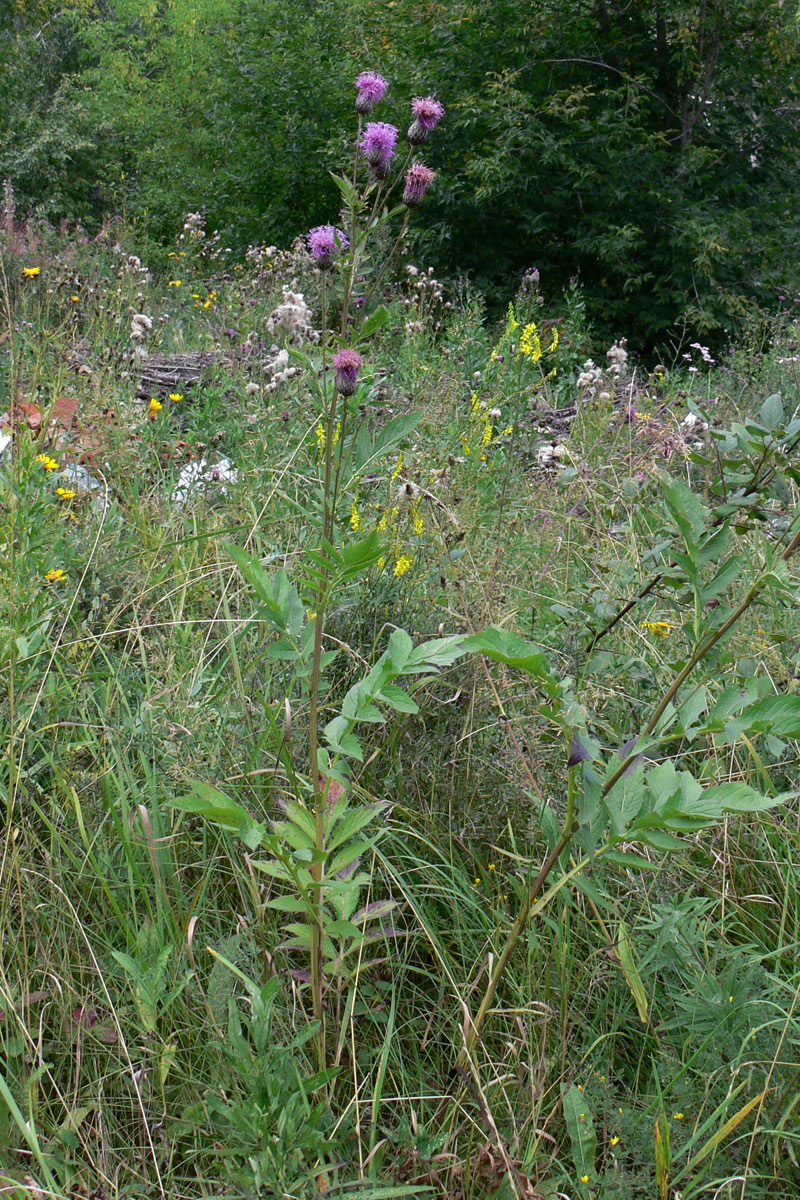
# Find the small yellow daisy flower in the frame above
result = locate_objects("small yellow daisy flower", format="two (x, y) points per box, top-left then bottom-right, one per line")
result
(168, 392), (184, 403)
(55, 488), (77, 501)
(36, 454), (60, 472)
(641, 620), (672, 637)
(149, 397), (163, 418)
(44, 568), (66, 583)
(23, 266), (40, 278)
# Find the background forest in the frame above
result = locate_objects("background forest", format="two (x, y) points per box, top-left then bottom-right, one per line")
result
(2, 0), (800, 349)
(3, 3), (800, 1200)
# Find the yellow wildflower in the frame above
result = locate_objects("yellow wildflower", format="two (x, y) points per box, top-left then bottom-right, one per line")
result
(168, 392), (184, 403)
(412, 504), (424, 537)
(149, 397), (163, 418)
(44, 568), (66, 583)
(580, 1177), (589, 1185)
(391, 454), (403, 481)
(673, 1112), (685, 1121)
(641, 620), (671, 637)
(520, 322), (542, 363)
(482, 420), (493, 447)
(350, 498), (360, 532)
(168, 280), (182, 287)
(70, 295), (79, 303)
(332, 420), (341, 447)
(377, 555), (386, 571)
(501, 424), (513, 437)
(55, 488), (77, 501)
(36, 455), (60, 472)
(23, 266), (40, 278)
(393, 553), (412, 578)
(610, 1136), (620, 1147)
(316, 424), (326, 451)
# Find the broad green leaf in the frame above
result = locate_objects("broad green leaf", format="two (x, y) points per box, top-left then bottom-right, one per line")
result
(170, 781), (266, 849)
(462, 627), (552, 681)
(604, 772), (647, 836)
(375, 682), (419, 714)
(561, 1083), (597, 1186)
(356, 304), (390, 342)
(759, 393), (784, 430)
(663, 478), (706, 554)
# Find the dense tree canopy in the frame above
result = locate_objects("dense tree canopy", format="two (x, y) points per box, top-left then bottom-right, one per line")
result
(2, 0), (799, 348)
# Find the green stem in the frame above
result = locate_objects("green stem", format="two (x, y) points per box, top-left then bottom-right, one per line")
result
(457, 767), (579, 1070)
(307, 271), (334, 1072)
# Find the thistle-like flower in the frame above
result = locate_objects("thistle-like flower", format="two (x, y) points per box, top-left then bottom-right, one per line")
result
(355, 71), (388, 114)
(402, 162), (436, 209)
(307, 225), (348, 269)
(407, 96), (444, 145)
(333, 349), (362, 396)
(360, 122), (398, 178)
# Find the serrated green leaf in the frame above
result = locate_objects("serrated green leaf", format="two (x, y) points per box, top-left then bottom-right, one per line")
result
(356, 304), (390, 342)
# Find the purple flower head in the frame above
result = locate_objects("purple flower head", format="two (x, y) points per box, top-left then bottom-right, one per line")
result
(360, 122), (398, 177)
(307, 225), (348, 269)
(408, 96), (444, 144)
(402, 162), (436, 209)
(333, 349), (362, 396)
(355, 71), (388, 114)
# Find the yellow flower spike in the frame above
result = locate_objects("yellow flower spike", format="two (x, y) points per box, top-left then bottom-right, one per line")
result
(548, 328), (559, 354)
(393, 553), (412, 578)
(44, 568), (66, 583)
(412, 505), (424, 537)
(332, 420), (341, 447)
(316, 424), (326, 451)
(377, 555), (385, 571)
(23, 266), (40, 278)
(390, 454), (403, 481)
(350, 498), (360, 533)
(168, 392), (184, 403)
(520, 322), (543, 362)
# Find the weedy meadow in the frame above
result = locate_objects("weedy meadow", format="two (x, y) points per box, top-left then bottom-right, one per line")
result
(2, 72), (800, 1200)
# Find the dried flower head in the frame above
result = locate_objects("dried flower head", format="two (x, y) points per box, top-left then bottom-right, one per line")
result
(333, 349), (362, 396)
(402, 162), (436, 209)
(355, 71), (388, 114)
(360, 122), (398, 177)
(307, 225), (348, 269)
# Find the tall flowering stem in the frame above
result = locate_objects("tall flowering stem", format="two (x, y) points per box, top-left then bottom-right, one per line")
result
(300, 71), (443, 1072)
